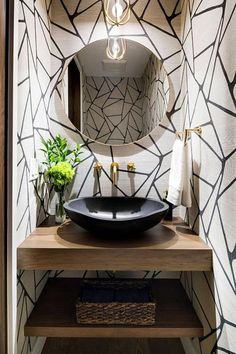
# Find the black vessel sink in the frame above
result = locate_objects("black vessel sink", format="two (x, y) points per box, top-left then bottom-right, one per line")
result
(64, 197), (169, 235)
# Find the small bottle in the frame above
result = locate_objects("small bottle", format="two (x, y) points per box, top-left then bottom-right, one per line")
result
(162, 191), (173, 221)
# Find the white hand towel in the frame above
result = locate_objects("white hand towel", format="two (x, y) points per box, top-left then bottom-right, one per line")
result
(167, 138), (192, 207)
(181, 141), (192, 208)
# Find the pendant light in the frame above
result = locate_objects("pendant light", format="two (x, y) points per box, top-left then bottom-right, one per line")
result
(104, 0), (130, 26)
(106, 37), (126, 60)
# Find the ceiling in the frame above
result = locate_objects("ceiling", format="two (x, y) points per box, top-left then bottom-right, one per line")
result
(77, 39), (152, 78)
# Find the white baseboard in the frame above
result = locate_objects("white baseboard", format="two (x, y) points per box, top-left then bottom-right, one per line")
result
(31, 337), (46, 354)
(181, 338), (198, 354)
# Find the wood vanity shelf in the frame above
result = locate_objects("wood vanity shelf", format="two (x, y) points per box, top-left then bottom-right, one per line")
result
(17, 217), (212, 338)
(17, 217), (212, 271)
(25, 278), (203, 338)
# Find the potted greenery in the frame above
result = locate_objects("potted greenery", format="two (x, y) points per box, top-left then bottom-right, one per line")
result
(41, 134), (81, 223)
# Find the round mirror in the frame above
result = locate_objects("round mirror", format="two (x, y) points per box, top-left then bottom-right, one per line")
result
(61, 39), (170, 145)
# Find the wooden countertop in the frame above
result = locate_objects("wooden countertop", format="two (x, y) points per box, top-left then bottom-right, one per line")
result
(17, 217), (212, 271)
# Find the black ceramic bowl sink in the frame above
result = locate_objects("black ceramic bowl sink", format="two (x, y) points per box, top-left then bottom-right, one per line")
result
(64, 197), (169, 235)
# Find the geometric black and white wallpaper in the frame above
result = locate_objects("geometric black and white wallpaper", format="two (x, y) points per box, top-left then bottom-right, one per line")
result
(180, 1), (236, 353)
(16, 0), (236, 353)
(141, 54), (170, 137)
(83, 75), (145, 144)
(17, 0), (51, 351)
(82, 54), (169, 145)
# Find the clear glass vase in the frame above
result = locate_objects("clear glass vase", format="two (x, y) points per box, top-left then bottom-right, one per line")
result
(55, 191), (66, 224)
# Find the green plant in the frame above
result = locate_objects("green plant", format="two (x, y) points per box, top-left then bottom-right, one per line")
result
(41, 134), (81, 170)
(47, 161), (75, 193)
(41, 134), (82, 191)
(41, 135), (82, 222)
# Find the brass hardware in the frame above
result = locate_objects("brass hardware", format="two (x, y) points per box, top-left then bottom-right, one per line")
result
(94, 161), (103, 172)
(176, 126), (202, 145)
(110, 162), (119, 185)
(127, 162), (136, 171)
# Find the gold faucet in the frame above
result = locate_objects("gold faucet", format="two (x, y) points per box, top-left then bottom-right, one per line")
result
(110, 162), (119, 185)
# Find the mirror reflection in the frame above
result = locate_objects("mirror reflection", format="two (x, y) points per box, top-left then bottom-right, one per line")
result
(62, 39), (170, 145)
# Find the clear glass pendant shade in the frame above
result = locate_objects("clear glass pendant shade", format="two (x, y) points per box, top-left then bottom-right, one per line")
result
(106, 37), (126, 60)
(104, 0), (130, 26)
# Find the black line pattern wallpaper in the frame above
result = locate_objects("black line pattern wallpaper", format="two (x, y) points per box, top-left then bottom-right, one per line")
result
(16, 0), (236, 353)
(180, 1), (236, 353)
(81, 53), (169, 144)
(83, 76), (145, 144)
(17, 0), (52, 351)
(142, 54), (170, 137)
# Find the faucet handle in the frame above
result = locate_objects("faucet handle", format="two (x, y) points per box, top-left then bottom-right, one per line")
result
(127, 162), (136, 171)
(94, 161), (103, 172)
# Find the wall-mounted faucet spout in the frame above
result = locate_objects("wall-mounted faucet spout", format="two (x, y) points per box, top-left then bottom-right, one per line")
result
(110, 162), (119, 185)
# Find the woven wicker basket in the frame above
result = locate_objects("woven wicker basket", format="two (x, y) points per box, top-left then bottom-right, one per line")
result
(75, 279), (156, 326)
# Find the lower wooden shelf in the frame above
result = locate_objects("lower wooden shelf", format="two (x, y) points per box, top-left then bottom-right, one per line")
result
(25, 278), (203, 338)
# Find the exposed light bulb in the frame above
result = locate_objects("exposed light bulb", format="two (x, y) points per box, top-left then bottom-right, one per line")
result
(106, 37), (126, 60)
(112, 38), (120, 56)
(104, 0), (130, 26)
(111, 1), (123, 19)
